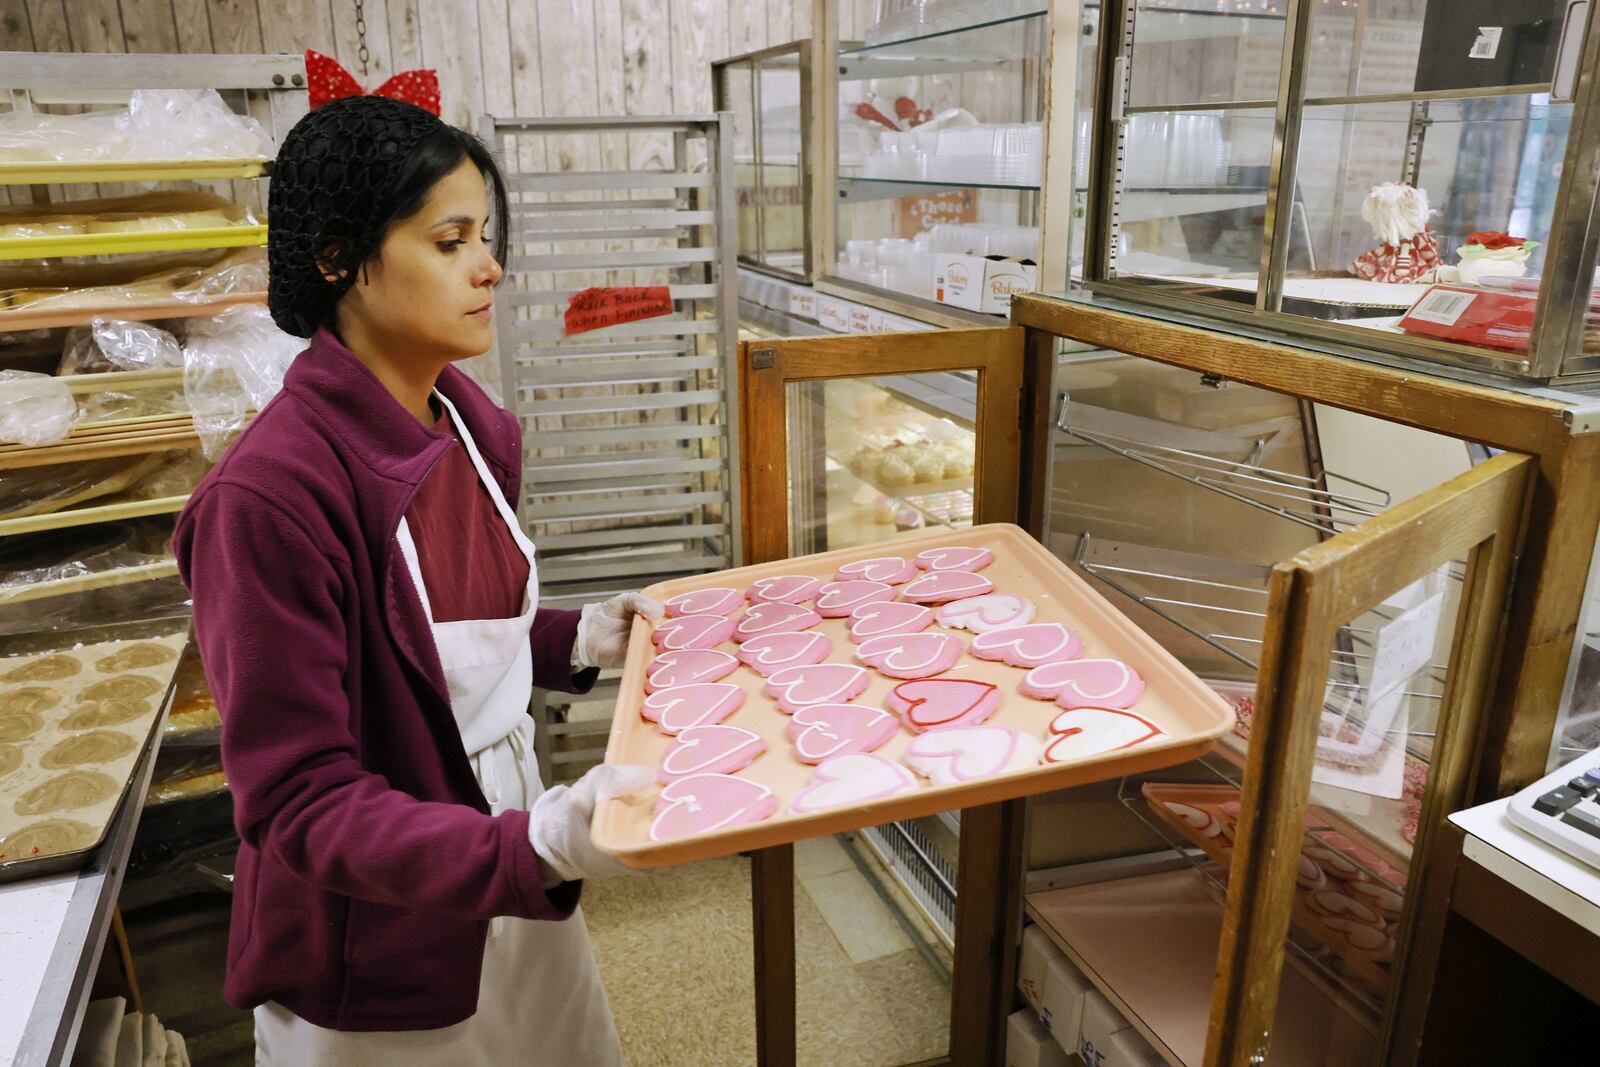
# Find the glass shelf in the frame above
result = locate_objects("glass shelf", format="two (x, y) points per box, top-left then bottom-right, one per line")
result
(841, 6), (1045, 59)
(839, 175), (1040, 198)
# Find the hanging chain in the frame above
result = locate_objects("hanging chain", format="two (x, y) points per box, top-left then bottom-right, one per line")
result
(354, 0), (370, 78)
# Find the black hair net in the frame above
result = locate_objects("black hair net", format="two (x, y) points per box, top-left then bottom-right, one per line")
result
(267, 96), (447, 338)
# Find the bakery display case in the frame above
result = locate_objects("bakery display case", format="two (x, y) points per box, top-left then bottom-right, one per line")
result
(714, 41), (816, 283)
(1080, 0), (1600, 384)
(813, 0), (1080, 325)
(735, 293), (1600, 1064)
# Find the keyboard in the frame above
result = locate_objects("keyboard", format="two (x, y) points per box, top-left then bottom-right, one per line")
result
(1506, 748), (1600, 870)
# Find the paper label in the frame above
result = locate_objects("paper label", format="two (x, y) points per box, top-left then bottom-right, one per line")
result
(1313, 689), (1408, 800)
(564, 285), (673, 336)
(1368, 591), (1444, 703)
(787, 289), (817, 319)
(1470, 26), (1503, 60)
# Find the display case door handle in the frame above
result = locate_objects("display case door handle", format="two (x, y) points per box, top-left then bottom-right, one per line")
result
(1553, 0), (1590, 104)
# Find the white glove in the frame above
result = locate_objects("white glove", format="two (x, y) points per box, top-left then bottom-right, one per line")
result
(574, 591), (663, 670)
(527, 763), (654, 884)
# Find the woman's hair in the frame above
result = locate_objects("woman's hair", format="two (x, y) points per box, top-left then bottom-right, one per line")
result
(267, 96), (510, 338)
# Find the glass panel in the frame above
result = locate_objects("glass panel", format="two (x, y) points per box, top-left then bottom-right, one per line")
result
(756, 53), (806, 276)
(1550, 522), (1600, 772)
(722, 61), (759, 262)
(1288, 95), (1569, 344)
(835, 6), (1047, 312)
(1107, 107), (1277, 295)
(785, 375), (977, 556)
(1129, 0), (1287, 108)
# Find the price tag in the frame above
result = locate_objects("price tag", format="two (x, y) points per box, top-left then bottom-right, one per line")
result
(1367, 591), (1444, 704)
(787, 290), (817, 319)
(563, 286), (673, 336)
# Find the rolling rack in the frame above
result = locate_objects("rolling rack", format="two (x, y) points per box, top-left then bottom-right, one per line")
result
(481, 114), (741, 785)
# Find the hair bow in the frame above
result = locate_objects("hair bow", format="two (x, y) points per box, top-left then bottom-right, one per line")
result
(304, 49), (441, 116)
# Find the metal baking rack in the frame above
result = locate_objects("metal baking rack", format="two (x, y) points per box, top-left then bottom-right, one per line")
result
(1058, 396), (1392, 537)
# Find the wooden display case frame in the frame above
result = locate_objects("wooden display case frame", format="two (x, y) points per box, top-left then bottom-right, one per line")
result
(735, 291), (1600, 1065)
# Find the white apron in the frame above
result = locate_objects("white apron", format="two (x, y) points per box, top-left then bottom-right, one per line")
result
(255, 392), (623, 1067)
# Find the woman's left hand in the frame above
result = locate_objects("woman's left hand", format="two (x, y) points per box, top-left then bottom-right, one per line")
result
(574, 591), (663, 670)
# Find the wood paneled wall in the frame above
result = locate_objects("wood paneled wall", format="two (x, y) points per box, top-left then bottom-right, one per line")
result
(0, 0), (815, 131)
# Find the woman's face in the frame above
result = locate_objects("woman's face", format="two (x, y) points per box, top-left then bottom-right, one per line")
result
(333, 158), (503, 363)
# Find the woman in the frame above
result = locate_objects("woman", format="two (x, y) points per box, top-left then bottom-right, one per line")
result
(175, 95), (657, 1065)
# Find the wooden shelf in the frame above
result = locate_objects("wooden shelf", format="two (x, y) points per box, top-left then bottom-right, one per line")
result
(0, 291), (266, 332)
(0, 157), (269, 185)
(0, 224), (266, 262)
(0, 558), (179, 604)
(0, 416), (198, 471)
(0, 494), (189, 538)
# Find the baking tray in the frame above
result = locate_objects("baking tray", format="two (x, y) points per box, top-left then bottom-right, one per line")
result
(1141, 782), (1402, 992)
(594, 523), (1235, 868)
(0, 630), (187, 881)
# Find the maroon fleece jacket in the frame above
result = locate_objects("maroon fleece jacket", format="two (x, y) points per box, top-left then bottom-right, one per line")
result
(174, 327), (597, 1031)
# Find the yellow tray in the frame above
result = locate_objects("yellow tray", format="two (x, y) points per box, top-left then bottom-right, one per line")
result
(594, 523), (1235, 868)
(0, 157), (269, 185)
(0, 224), (267, 262)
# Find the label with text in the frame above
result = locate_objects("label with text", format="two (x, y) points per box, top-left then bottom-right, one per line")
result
(564, 285), (674, 336)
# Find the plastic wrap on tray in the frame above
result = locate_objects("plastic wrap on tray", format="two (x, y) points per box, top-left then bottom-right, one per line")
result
(0, 573), (190, 638)
(61, 319), (183, 373)
(0, 451), (166, 519)
(0, 190), (258, 241)
(0, 247), (267, 317)
(0, 369), (77, 445)
(0, 89), (273, 163)
(0, 521), (168, 597)
(183, 305), (301, 458)
(0, 329), (66, 374)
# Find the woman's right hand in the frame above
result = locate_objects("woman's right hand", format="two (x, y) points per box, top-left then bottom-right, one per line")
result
(527, 763), (653, 884)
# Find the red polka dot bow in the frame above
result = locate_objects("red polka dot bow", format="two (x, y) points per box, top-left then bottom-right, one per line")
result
(304, 49), (441, 116)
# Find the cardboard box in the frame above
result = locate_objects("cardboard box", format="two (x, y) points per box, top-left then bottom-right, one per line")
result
(1106, 1026), (1167, 1067)
(1396, 283), (1533, 352)
(1007, 1009), (1074, 1067)
(1017, 925), (1053, 1011)
(934, 253), (1039, 314)
(1076, 989), (1131, 1067)
(1039, 951), (1091, 1054)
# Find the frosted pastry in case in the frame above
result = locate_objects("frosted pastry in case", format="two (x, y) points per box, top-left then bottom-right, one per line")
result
(658, 725), (766, 783)
(736, 631), (833, 676)
(651, 614), (736, 651)
(814, 579), (897, 617)
(650, 774), (779, 841)
(735, 601), (823, 641)
(1306, 889), (1383, 927)
(846, 601), (934, 642)
(855, 632), (963, 679)
(640, 683), (746, 734)
(790, 752), (919, 813)
(1043, 707), (1164, 763)
(833, 556), (918, 585)
(745, 574), (823, 605)
(1020, 659), (1146, 710)
(901, 570), (997, 604)
(787, 703), (899, 763)
(663, 587), (743, 618)
(1163, 800), (1223, 838)
(936, 592), (1034, 632)
(971, 623), (1081, 668)
(764, 663), (871, 713)
(644, 649), (738, 692)
(904, 725), (1043, 785)
(1348, 880), (1404, 918)
(914, 545), (994, 573)
(887, 678), (1002, 732)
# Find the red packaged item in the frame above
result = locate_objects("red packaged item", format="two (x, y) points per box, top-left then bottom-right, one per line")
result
(1396, 282), (1536, 352)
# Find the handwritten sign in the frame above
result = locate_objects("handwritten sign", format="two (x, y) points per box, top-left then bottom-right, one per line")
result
(564, 286), (673, 337)
(1367, 591), (1444, 704)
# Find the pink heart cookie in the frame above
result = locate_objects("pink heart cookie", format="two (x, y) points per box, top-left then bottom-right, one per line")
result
(658, 724), (767, 783)
(652, 613), (737, 651)
(854, 632), (963, 679)
(641, 683), (747, 735)
(847, 601), (934, 643)
(735, 601), (824, 642)
(914, 545), (996, 573)
(970, 623), (1081, 668)
(736, 631), (834, 677)
(814, 580), (897, 618)
(1042, 706), (1163, 763)
(664, 586), (744, 618)
(833, 556), (918, 585)
(764, 663), (871, 713)
(745, 574), (823, 605)
(1163, 801), (1223, 838)
(1019, 658), (1145, 709)
(650, 773), (780, 841)
(886, 679), (1002, 732)
(899, 570), (997, 604)
(935, 593), (1035, 633)
(786, 703), (900, 763)
(790, 753), (919, 814)
(904, 726), (1043, 785)
(644, 649), (739, 693)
